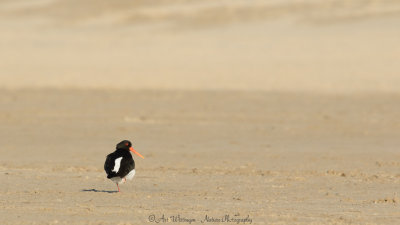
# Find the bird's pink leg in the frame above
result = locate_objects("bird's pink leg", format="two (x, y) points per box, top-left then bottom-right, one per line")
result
(117, 183), (120, 192)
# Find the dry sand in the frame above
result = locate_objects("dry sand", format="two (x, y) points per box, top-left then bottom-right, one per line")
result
(1, 0), (400, 225)
(1, 90), (400, 225)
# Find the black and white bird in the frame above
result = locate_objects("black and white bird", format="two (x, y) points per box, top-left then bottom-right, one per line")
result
(104, 140), (144, 192)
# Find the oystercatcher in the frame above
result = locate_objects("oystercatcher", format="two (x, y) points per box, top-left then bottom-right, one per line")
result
(104, 140), (144, 192)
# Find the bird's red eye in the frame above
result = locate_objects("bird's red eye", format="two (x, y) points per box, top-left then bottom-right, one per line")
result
(125, 143), (129, 146)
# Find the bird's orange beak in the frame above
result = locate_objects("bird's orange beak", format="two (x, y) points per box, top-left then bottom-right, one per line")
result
(129, 147), (144, 159)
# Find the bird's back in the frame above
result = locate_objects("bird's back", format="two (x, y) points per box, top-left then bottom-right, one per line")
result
(104, 150), (135, 179)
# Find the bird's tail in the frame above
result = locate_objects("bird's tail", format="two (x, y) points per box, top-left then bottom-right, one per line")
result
(107, 173), (116, 179)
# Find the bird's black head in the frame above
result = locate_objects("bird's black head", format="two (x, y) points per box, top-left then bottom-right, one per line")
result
(115, 140), (144, 159)
(116, 140), (132, 150)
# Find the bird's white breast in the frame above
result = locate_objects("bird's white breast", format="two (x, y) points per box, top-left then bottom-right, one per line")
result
(112, 157), (123, 173)
(125, 169), (136, 180)
(110, 169), (135, 184)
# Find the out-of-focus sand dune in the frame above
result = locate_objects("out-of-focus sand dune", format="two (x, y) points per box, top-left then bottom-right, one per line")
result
(0, 0), (400, 92)
(2, 0), (400, 26)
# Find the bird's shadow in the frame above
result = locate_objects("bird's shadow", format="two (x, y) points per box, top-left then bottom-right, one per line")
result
(82, 189), (118, 193)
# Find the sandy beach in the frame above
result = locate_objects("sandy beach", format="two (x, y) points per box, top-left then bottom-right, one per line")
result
(1, 0), (400, 224)
(2, 90), (400, 224)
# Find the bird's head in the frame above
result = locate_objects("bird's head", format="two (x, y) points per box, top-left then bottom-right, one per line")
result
(116, 140), (144, 159)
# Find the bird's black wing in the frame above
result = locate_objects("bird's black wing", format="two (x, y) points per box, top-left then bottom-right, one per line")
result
(104, 153), (117, 178)
(117, 155), (135, 178)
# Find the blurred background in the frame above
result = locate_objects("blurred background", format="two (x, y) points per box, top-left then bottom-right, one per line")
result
(1, 1), (400, 224)
(1, 0), (399, 92)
